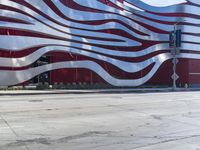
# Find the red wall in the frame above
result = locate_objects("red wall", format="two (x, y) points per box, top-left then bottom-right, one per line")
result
(189, 59), (200, 84)
(49, 52), (190, 87)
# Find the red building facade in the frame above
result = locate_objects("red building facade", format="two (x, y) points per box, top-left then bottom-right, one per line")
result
(0, 0), (199, 87)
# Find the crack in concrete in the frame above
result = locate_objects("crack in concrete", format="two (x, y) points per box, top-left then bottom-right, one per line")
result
(4, 131), (111, 148)
(6, 138), (51, 147)
(56, 131), (111, 143)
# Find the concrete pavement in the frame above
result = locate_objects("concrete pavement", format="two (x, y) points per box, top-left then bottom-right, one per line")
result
(1, 92), (200, 149)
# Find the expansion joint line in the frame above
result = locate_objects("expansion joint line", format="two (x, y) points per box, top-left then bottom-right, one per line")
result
(0, 115), (30, 150)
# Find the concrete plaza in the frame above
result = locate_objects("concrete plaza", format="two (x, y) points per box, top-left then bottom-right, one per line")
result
(1, 91), (200, 150)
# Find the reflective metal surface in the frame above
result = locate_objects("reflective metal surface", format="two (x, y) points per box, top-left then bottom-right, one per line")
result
(0, 0), (199, 86)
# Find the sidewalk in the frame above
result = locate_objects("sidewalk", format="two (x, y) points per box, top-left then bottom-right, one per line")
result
(0, 87), (196, 96)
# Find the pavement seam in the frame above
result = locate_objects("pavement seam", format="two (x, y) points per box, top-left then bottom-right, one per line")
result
(125, 134), (200, 150)
(0, 115), (30, 150)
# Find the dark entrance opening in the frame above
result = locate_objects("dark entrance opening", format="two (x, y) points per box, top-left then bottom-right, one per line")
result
(31, 55), (50, 84)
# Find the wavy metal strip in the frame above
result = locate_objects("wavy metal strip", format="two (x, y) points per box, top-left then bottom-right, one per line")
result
(0, 58), (171, 86)
(0, 46), (171, 73)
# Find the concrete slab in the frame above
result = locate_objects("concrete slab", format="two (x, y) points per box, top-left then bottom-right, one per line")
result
(0, 92), (200, 149)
